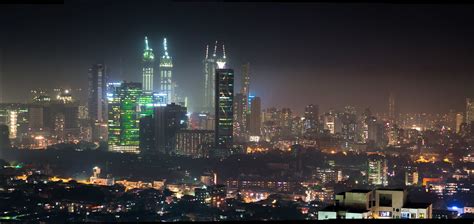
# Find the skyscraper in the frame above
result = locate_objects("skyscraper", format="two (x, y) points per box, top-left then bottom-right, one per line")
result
(466, 98), (474, 124)
(304, 104), (319, 136)
(240, 63), (250, 129)
(367, 155), (388, 187)
(388, 92), (397, 124)
(203, 41), (226, 113)
(233, 93), (246, 138)
(88, 64), (108, 142)
(160, 38), (174, 104)
(142, 36), (155, 93)
(456, 113), (464, 133)
(323, 110), (336, 134)
(249, 96), (261, 136)
(107, 82), (142, 153)
(155, 103), (188, 154)
(215, 68), (234, 149)
(139, 115), (155, 153)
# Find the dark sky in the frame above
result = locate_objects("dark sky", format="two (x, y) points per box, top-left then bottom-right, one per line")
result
(1, 1), (474, 115)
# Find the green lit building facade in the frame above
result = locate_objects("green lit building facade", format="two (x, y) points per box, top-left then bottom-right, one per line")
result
(107, 82), (142, 153)
(142, 36), (155, 93)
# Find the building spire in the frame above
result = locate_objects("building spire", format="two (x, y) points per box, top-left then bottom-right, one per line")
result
(163, 37), (169, 58)
(145, 36), (150, 50)
(213, 41), (218, 57)
(205, 45), (209, 59)
(222, 44), (226, 59)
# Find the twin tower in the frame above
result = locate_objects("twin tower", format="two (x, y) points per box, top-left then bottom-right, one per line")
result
(142, 37), (227, 112)
(142, 36), (175, 104)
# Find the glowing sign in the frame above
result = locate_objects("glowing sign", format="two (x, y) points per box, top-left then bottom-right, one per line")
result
(249, 136), (260, 142)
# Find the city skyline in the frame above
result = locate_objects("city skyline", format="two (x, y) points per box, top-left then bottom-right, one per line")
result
(1, 1), (473, 222)
(1, 2), (474, 114)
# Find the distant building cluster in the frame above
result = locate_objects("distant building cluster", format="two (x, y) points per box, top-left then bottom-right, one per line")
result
(1, 37), (473, 222)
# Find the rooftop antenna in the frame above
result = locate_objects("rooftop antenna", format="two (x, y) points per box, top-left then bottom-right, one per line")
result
(222, 44), (226, 59)
(145, 36), (150, 50)
(213, 41), (218, 57)
(163, 38), (169, 58)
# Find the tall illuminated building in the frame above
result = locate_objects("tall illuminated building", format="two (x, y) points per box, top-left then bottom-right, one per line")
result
(388, 92), (397, 124)
(280, 108), (293, 137)
(405, 166), (419, 186)
(160, 38), (173, 104)
(215, 66), (234, 150)
(304, 104), (319, 136)
(456, 113), (464, 133)
(233, 93), (246, 138)
(240, 63), (250, 130)
(203, 41), (226, 113)
(107, 82), (142, 153)
(142, 36), (155, 93)
(88, 64), (108, 142)
(323, 110), (336, 134)
(466, 98), (474, 125)
(367, 155), (388, 187)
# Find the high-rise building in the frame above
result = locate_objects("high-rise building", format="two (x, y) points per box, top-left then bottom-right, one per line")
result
(304, 104), (319, 136)
(88, 64), (108, 142)
(340, 106), (357, 148)
(0, 103), (28, 143)
(280, 108), (293, 137)
(107, 82), (142, 153)
(359, 108), (372, 143)
(174, 130), (214, 158)
(139, 115), (155, 153)
(323, 110), (336, 134)
(367, 155), (388, 186)
(466, 98), (474, 124)
(240, 63), (250, 130)
(249, 96), (261, 136)
(215, 68), (234, 149)
(388, 92), (397, 124)
(203, 41), (226, 113)
(233, 93), (246, 138)
(142, 36), (155, 93)
(405, 166), (419, 186)
(456, 113), (464, 133)
(160, 38), (174, 104)
(155, 103), (188, 154)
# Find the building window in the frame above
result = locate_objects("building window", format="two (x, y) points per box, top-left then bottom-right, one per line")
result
(401, 212), (409, 219)
(379, 211), (392, 218)
(379, 194), (392, 207)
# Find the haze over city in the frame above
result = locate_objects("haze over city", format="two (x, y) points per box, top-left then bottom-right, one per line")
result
(0, 1), (474, 222)
(1, 2), (474, 114)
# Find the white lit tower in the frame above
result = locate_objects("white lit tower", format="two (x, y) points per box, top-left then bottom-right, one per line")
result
(142, 36), (155, 93)
(160, 38), (174, 104)
(203, 41), (226, 114)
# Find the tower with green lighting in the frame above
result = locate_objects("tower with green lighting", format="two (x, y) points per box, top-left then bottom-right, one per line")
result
(142, 36), (155, 93)
(160, 38), (173, 104)
(107, 82), (142, 153)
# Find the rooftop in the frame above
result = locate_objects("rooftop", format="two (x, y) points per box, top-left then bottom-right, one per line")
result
(403, 202), (432, 209)
(347, 189), (372, 193)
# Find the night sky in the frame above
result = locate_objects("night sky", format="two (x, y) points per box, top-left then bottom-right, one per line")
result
(1, 1), (474, 115)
